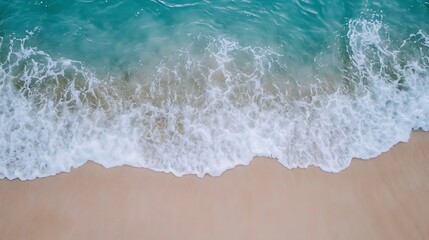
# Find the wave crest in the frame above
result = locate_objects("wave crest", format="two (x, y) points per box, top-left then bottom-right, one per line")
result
(1, 19), (428, 180)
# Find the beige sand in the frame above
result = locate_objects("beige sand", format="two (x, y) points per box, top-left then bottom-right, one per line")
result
(1, 131), (429, 240)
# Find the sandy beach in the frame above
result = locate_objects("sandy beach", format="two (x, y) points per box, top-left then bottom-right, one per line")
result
(1, 131), (428, 239)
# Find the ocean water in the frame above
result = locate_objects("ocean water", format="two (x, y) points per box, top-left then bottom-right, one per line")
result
(1, 0), (428, 180)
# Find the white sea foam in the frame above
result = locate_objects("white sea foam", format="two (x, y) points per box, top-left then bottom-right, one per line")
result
(0, 19), (428, 180)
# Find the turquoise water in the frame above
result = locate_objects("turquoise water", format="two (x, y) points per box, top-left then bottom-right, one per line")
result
(1, 0), (428, 179)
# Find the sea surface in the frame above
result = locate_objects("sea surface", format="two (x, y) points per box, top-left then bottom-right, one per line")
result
(1, 0), (428, 180)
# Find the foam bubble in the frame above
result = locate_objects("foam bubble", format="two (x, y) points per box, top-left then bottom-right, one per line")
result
(0, 18), (428, 180)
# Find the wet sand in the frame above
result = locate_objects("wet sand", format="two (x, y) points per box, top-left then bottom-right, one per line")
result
(1, 131), (428, 240)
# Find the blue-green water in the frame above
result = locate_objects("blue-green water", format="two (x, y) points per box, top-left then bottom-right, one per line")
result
(1, 0), (428, 179)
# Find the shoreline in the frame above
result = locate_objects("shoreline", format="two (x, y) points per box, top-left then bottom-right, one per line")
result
(1, 131), (428, 239)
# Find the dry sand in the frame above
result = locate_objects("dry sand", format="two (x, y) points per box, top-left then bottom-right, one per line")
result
(1, 131), (428, 240)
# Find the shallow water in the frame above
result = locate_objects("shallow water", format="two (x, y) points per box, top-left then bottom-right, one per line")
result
(1, 0), (428, 179)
